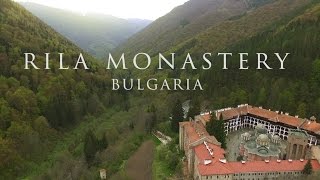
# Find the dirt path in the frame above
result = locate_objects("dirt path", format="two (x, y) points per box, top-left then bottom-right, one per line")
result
(125, 140), (155, 180)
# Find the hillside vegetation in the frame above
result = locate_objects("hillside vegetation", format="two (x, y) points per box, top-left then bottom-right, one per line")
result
(114, 0), (320, 120)
(199, 1), (320, 119)
(0, 0), (129, 178)
(115, 0), (275, 56)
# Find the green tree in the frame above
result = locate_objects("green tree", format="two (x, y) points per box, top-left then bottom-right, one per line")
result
(87, 94), (104, 115)
(311, 59), (320, 94)
(32, 116), (53, 140)
(187, 100), (200, 120)
(83, 130), (99, 164)
(166, 150), (179, 169)
(145, 104), (157, 133)
(206, 114), (226, 148)
(236, 155), (243, 161)
(257, 87), (267, 105)
(297, 102), (307, 118)
(98, 134), (108, 150)
(6, 121), (41, 159)
(278, 90), (295, 113)
(171, 100), (184, 132)
(0, 98), (11, 130)
(7, 87), (39, 116)
(0, 137), (23, 179)
(303, 160), (312, 175)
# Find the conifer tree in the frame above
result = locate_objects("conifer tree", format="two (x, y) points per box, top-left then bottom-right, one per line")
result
(171, 100), (184, 132)
(297, 102), (307, 118)
(149, 104), (157, 128)
(98, 134), (108, 150)
(188, 99), (200, 120)
(84, 130), (98, 164)
(303, 159), (313, 175)
(206, 113), (226, 148)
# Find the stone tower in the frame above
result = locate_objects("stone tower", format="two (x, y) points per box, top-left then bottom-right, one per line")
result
(286, 130), (309, 160)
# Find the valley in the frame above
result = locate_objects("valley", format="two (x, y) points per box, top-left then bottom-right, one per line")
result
(19, 2), (152, 59)
(1, 0), (320, 179)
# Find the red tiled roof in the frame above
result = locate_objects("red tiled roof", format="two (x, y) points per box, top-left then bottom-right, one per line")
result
(229, 160), (320, 173)
(192, 131), (320, 176)
(218, 105), (251, 120)
(193, 134), (320, 176)
(194, 142), (225, 161)
(198, 161), (233, 175)
(277, 114), (305, 127)
(180, 121), (211, 144)
(198, 160), (320, 176)
(212, 105), (320, 134)
(301, 121), (320, 133)
(248, 107), (279, 122)
(195, 144), (212, 160)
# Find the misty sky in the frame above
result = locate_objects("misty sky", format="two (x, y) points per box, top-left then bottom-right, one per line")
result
(14, 0), (189, 20)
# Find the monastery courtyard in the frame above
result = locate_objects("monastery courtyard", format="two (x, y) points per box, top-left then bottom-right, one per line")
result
(225, 128), (250, 161)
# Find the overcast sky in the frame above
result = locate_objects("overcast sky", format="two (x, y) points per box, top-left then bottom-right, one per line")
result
(14, 0), (189, 20)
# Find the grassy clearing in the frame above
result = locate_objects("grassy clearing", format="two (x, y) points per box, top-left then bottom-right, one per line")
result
(152, 144), (175, 180)
(151, 130), (178, 180)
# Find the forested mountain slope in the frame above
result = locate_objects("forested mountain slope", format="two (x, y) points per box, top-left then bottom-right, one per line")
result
(198, 1), (320, 119)
(19, 2), (151, 59)
(115, 0), (275, 56)
(0, 0), (126, 178)
(126, 0), (312, 78)
(154, 0), (309, 56)
(160, 0), (320, 119)
(129, 0), (320, 122)
(113, 0), (320, 119)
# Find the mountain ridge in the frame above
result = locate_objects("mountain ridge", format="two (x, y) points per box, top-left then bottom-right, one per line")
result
(19, 2), (152, 59)
(114, 0), (276, 56)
